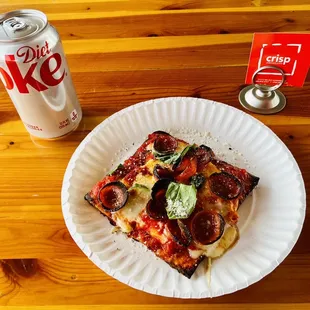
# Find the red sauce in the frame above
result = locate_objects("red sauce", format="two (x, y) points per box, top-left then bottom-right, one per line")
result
(130, 221), (137, 230)
(141, 213), (165, 234)
(129, 229), (162, 252)
(111, 166), (127, 179)
(91, 175), (117, 197)
(123, 166), (151, 187)
(123, 168), (139, 186)
(163, 240), (185, 256)
(124, 135), (156, 168)
(148, 237), (162, 252)
(141, 167), (151, 176)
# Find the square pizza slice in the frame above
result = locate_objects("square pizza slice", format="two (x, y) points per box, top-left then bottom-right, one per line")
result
(84, 131), (259, 278)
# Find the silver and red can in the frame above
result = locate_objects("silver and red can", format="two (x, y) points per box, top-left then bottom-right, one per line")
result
(0, 10), (82, 139)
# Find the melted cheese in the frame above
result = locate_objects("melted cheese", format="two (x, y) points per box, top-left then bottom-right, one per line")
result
(202, 162), (221, 177)
(113, 181), (151, 233)
(134, 172), (154, 190)
(175, 141), (188, 153)
(150, 225), (168, 243)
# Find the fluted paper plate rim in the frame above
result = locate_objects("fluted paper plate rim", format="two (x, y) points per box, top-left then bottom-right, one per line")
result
(61, 97), (306, 298)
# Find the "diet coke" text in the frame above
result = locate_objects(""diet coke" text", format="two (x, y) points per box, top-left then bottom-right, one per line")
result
(0, 9), (82, 139)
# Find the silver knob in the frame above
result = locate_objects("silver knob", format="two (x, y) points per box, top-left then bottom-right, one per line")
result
(239, 65), (286, 114)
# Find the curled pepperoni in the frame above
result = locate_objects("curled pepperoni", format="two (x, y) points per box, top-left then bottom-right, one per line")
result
(147, 179), (171, 219)
(209, 172), (242, 200)
(152, 130), (171, 136)
(195, 145), (214, 171)
(191, 211), (225, 245)
(151, 179), (171, 200)
(146, 193), (168, 220)
(175, 157), (197, 184)
(166, 220), (192, 247)
(153, 134), (178, 155)
(153, 165), (174, 180)
(98, 181), (128, 212)
(174, 156), (190, 173)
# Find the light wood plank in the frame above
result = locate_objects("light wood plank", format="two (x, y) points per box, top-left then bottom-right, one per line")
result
(5, 0), (310, 14)
(2, 67), (310, 118)
(2, 305), (310, 310)
(62, 34), (252, 54)
(1, 0), (255, 14)
(0, 255), (310, 305)
(42, 6), (310, 40)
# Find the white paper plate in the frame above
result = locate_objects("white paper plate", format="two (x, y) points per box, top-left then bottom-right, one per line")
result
(61, 97), (306, 298)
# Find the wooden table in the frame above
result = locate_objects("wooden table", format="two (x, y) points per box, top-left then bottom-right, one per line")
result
(0, 1), (310, 309)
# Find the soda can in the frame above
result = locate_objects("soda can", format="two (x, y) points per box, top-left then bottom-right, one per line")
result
(0, 9), (82, 139)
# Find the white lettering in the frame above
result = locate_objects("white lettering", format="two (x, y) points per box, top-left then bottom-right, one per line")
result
(266, 55), (291, 65)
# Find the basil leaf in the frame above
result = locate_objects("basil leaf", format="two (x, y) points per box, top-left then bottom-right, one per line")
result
(153, 144), (195, 165)
(180, 144), (195, 157)
(153, 152), (180, 164)
(130, 183), (150, 191)
(190, 174), (206, 189)
(108, 163), (124, 175)
(165, 182), (197, 219)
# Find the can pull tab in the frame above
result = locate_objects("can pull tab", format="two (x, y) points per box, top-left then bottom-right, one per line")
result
(3, 17), (37, 39)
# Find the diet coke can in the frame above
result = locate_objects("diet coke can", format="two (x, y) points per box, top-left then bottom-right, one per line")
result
(0, 10), (82, 139)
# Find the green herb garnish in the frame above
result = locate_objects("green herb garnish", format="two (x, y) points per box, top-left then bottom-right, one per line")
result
(130, 183), (150, 191)
(165, 182), (197, 219)
(154, 144), (195, 165)
(108, 163), (124, 175)
(190, 174), (206, 189)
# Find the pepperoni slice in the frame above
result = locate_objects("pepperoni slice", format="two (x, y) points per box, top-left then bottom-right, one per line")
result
(147, 179), (171, 219)
(166, 220), (192, 247)
(209, 172), (242, 200)
(175, 157), (197, 184)
(191, 211), (225, 245)
(174, 156), (190, 173)
(153, 134), (178, 154)
(151, 179), (171, 200)
(153, 165), (174, 180)
(195, 145), (214, 171)
(146, 194), (168, 220)
(98, 181), (128, 212)
(152, 130), (171, 136)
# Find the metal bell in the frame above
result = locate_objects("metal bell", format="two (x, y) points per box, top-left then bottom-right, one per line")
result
(239, 65), (286, 114)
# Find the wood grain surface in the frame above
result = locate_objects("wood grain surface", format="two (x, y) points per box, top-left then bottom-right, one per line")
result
(0, 0), (310, 308)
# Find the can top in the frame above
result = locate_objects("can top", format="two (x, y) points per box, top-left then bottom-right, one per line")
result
(0, 9), (47, 43)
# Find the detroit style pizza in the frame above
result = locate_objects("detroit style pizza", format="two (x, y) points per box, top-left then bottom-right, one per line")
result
(84, 131), (259, 278)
